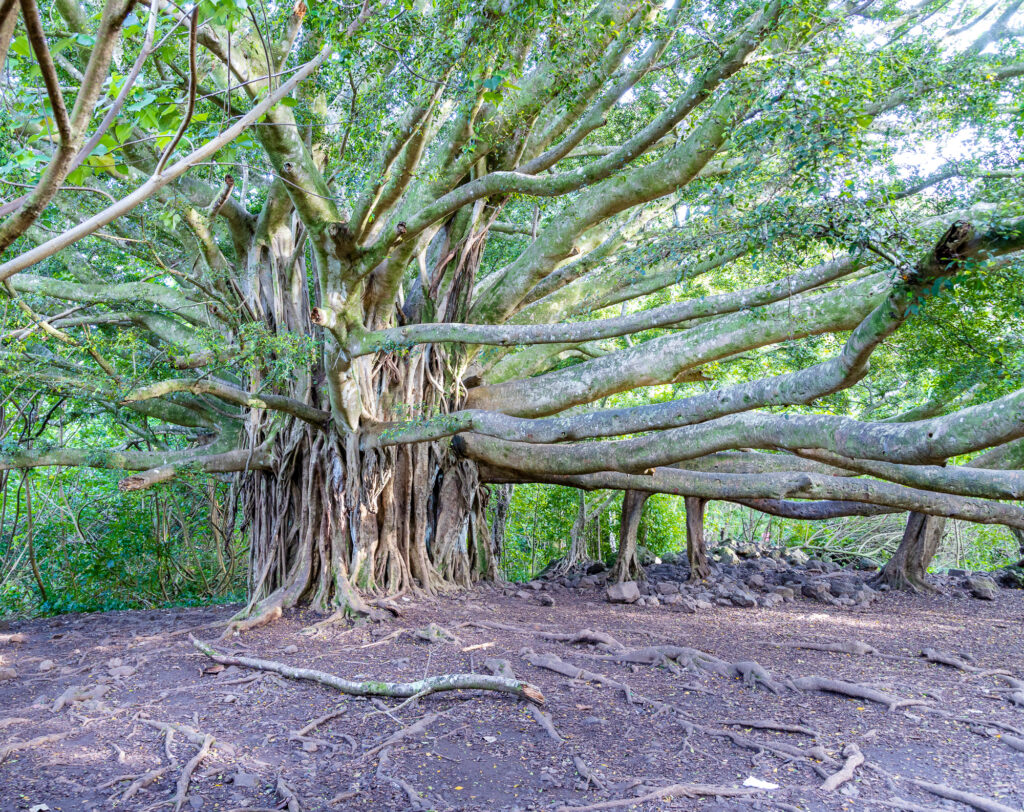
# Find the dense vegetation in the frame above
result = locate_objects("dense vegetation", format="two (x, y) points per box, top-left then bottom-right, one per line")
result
(1, 0), (1023, 618)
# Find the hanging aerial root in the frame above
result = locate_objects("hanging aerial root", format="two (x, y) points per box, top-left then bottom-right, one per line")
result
(790, 676), (927, 711)
(909, 779), (1020, 812)
(553, 782), (760, 811)
(192, 637), (544, 705)
(820, 744), (864, 791)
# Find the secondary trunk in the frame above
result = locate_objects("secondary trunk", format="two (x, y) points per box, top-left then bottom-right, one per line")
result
(1012, 528), (1024, 566)
(685, 496), (711, 581)
(875, 511), (947, 592)
(611, 489), (649, 582)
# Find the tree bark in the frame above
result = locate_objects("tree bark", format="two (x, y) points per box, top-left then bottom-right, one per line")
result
(611, 489), (649, 582)
(874, 511), (947, 592)
(685, 496), (711, 581)
(1011, 528), (1024, 567)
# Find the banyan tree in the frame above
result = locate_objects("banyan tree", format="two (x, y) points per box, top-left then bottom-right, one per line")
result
(1, 0), (1023, 622)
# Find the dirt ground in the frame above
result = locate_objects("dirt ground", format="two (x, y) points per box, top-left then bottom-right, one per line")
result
(1, 582), (1023, 812)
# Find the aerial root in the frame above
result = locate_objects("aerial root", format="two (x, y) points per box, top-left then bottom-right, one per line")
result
(0, 731), (70, 764)
(485, 658), (562, 743)
(573, 755), (606, 791)
(192, 636), (544, 705)
(553, 782), (761, 811)
(820, 743), (864, 791)
(719, 719), (819, 737)
(790, 675), (926, 711)
(909, 779), (1021, 812)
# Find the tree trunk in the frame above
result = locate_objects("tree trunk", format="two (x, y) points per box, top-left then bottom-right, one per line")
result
(611, 490), (649, 582)
(1011, 528), (1024, 566)
(685, 496), (711, 581)
(874, 512), (946, 592)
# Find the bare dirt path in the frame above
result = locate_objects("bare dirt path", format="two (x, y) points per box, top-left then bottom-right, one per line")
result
(1, 584), (1022, 811)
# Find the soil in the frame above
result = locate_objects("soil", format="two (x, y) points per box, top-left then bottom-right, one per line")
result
(1, 582), (1023, 812)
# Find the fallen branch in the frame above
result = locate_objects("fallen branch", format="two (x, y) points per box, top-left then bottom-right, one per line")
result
(192, 637), (544, 704)
(821, 744), (864, 791)
(554, 782), (759, 811)
(910, 779), (1020, 812)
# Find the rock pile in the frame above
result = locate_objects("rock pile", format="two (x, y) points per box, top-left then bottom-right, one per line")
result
(537, 540), (1022, 610)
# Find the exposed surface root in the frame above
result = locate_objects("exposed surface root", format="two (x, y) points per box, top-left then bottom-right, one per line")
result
(910, 779), (1021, 812)
(820, 744), (864, 791)
(781, 640), (879, 656)
(791, 676), (926, 711)
(115, 766), (173, 801)
(172, 733), (213, 812)
(291, 707), (347, 739)
(553, 782), (760, 811)
(365, 712), (443, 758)
(193, 636), (544, 704)
(485, 658), (562, 743)
(921, 648), (984, 672)
(720, 719), (819, 737)
(586, 645), (780, 692)
(573, 755), (606, 790)
(221, 605), (283, 640)
(0, 731), (69, 764)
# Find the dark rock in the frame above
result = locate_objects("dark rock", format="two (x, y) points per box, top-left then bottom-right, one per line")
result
(538, 594), (555, 607)
(606, 581), (640, 603)
(586, 561), (607, 575)
(656, 581), (680, 596)
(965, 575), (999, 600)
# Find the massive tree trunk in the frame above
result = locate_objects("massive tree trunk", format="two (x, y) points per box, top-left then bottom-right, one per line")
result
(685, 496), (711, 581)
(874, 512), (947, 592)
(611, 489), (649, 583)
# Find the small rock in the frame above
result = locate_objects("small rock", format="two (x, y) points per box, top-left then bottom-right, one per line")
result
(108, 665), (136, 679)
(716, 547), (740, 565)
(656, 581), (680, 596)
(786, 548), (810, 566)
(302, 741), (318, 753)
(759, 593), (784, 609)
(646, 595), (660, 607)
(283, 644), (299, 654)
(856, 557), (881, 571)
(735, 543), (759, 559)
(965, 575), (999, 601)
(231, 772), (258, 789)
(586, 561), (607, 575)
(537, 594), (555, 607)
(728, 589), (757, 608)
(694, 599), (714, 610)
(746, 573), (765, 589)
(606, 581), (641, 604)
(803, 582), (835, 604)
(0, 667), (17, 681)
(514, 590), (532, 600)
(38, 660), (55, 673)
(948, 568), (968, 578)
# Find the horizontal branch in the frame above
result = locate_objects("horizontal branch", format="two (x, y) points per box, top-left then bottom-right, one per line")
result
(475, 464), (1024, 529)
(123, 379), (330, 427)
(348, 253), (860, 356)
